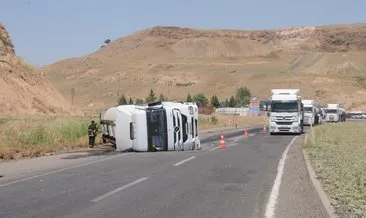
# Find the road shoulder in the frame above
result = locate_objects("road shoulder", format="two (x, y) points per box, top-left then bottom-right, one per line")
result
(276, 135), (328, 218)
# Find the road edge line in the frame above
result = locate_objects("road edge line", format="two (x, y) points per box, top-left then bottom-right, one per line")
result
(0, 153), (129, 188)
(302, 135), (338, 218)
(264, 136), (297, 218)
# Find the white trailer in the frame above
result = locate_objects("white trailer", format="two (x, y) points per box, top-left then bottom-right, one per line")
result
(269, 89), (304, 135)
(115, 101), (200, 152)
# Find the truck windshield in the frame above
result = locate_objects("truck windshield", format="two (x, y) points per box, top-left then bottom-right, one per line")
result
(303, 107), (313, 112)
(146, 108), (168, 151)
(271, 102), (298, 112)
(326, 109), (337, 114)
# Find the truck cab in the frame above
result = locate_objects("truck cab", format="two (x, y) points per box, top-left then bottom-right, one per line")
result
(115, 102), (200, 152)
(269, 89), (304, 135)
(302, 99), (316, 126)
(325, 104), (340, 122)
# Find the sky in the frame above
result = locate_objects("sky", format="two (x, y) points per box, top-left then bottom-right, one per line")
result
(1, 0), (366, 67)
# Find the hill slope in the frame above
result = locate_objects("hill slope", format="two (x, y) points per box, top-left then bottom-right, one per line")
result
(41, 24), (366, 111)
(0, 24), (82, 116)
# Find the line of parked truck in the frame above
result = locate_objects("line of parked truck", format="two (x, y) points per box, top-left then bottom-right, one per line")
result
(99, 101), (201, 152)
(268, 89), (347, 135)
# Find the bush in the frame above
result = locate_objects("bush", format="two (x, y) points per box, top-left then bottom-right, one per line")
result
(211, 116), (218, 124)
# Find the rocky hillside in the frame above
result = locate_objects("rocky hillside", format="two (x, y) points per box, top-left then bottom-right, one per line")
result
(41, 24), (366, 111)
(0, 24), (82, 116)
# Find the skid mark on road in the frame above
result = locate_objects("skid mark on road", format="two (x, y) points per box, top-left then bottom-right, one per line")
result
(265, 136), (298, 218)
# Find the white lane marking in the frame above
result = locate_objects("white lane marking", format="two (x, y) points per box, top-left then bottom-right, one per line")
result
(91, 177), (149, 202)
(0, 153), (130, 188)
(249, 133), (256, 137)
(209, 147), (220, 152)
(173, 156), (196, 166)
(265, 136), (298, 218)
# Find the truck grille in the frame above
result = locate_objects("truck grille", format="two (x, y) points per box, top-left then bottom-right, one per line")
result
(276, 122), (293, 125)
(278, 127), (291, 131)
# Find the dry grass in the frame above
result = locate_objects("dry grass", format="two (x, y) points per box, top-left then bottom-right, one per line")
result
(0, 116), (102, 160)
(304, 122), (366, 217)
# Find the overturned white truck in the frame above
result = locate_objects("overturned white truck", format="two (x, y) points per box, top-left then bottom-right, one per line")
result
(269, 89), (304, 135)
(101, 101), (201, 152)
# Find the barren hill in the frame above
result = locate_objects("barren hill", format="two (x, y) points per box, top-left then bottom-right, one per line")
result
(41, 24), (366, 112)
(0, 24), (82, 116)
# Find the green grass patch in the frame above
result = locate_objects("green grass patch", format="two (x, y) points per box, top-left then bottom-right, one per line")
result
(175, 82), (195, 87)
(304, 122), (366, 217)
(0, 116), (100, 160)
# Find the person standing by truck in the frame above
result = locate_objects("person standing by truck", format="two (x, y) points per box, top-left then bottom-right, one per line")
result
(88, 120), (98, 148)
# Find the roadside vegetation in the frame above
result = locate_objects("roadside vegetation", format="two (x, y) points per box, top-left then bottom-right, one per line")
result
(304, 122), (366, 217)
(0, 114), (265, 161)
(0, 116), (100, 160)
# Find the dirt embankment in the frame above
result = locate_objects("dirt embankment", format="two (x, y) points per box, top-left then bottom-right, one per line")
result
(0, 24), (83, 116)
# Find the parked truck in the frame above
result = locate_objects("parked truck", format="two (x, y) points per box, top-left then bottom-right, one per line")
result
(115, 101), (201, 152)
(339, 107), (346, 122)
(325, 104), (341, 122)
(301, 100), (316, 126)
(269, 89), (304, 135)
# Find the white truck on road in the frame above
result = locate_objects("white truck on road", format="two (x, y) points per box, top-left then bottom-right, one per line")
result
(325, 104), (341, 122)
(302, 99), (316, 126)
(269, 89), (304, 135)
(302, 99), (323, 126)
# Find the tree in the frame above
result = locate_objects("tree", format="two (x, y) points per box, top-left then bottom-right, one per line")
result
(193, 93), (209, 107)
(104, 39), (111, 44)
(225, 98), (229, 107)
(235, 86), (251, 106)
(159, 93), (167, 102)
(229, 95), (237, 107)
(128, 97), (134, 104)
(186, 94), (193, 102)
(135, 98), (144, 104)
(210, 95), (220, 108)
(118, 94), (128, 105)
(145, 89), (157, 103)
(71, 87), (76, 105)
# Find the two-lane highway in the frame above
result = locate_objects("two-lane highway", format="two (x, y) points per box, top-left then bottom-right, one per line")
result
(0, 131), (298, 218)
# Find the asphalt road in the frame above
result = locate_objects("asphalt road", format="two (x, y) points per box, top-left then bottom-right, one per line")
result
(0, 128), (323, 218)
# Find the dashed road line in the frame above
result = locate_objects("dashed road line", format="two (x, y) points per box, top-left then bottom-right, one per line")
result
(173, 156), (196, 166)
(91, 177), (149, 202)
